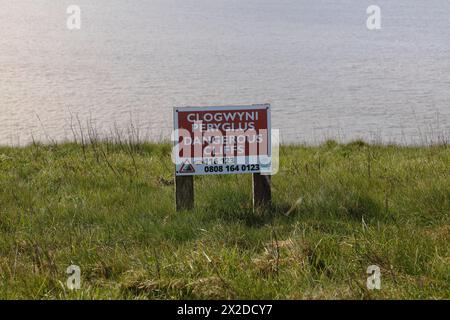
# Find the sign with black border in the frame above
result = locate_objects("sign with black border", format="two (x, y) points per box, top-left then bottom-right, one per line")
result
(173, 104), (272, 176)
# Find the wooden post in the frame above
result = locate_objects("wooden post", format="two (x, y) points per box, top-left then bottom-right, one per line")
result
(176, 176), (194, 211)
(252, 173), (271, 212)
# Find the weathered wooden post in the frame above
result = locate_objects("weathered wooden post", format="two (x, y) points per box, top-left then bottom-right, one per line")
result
(175, 175), (194, 211)
(252, 173), (271, 212)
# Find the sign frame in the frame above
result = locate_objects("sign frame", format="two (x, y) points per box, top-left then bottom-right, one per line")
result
(173, 104), (272, 176)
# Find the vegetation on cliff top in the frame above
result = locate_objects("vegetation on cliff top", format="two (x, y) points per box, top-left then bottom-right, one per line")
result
(0, 141), (448, 299)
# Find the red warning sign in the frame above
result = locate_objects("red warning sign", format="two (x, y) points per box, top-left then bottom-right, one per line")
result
(173, 104), (272, 176)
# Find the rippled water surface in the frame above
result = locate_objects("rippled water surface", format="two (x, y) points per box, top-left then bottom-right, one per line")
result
(1, 0), (449, 145)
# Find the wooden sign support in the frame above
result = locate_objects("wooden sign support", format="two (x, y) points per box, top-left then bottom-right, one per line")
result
(175, 174), (271, 212)
(252, 173), (271, 212)
(175, 176), (194, 211)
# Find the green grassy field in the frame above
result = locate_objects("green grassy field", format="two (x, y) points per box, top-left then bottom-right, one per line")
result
(0, 141), (448, 299)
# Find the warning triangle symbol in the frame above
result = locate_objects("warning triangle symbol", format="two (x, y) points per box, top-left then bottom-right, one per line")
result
(180, 160), (195, 174)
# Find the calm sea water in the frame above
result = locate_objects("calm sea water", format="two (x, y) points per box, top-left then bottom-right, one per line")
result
(1, 0), (449, 145)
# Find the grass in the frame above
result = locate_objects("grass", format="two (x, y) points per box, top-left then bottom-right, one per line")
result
(0, 140), (448, 299)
